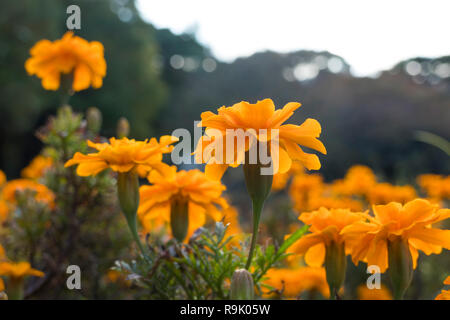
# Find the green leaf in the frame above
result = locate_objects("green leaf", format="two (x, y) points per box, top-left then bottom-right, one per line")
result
(276, 225), (309, 257)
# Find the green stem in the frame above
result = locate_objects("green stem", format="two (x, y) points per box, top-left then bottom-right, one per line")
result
(125, 214), (146, 257)
(245, 199), (264, 270)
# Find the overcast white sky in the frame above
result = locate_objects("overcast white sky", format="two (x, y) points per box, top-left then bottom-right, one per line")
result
(136, 0), (450, 76)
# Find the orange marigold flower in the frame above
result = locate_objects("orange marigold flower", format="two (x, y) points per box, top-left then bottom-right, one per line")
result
(263, 267), (330, 299)
(332, 165), (377, 196)
(194, 99), (326, 180)
(2, 179), (55, 209)
(21, 155), (53, 179)
(0, 170), (5, 187)
(435, 276), (450, 300)
(417, 174), (450, 200)
(64, 136), (178, 178)
(306, 195), (364, 212)
(289, 173), (324, 212)
(0, 244), (5, 260)
(367, 183), (417, 205)
(0, 262), (44, 280)
(138, 167), (228, 241)
(0, 200), (8, 223)
(272, 162), (303, 191)
(287, 207), (366, 267)
(357, 284), (392, 300)
(341, 199), (450, 273)
(25, 32), (106, 91)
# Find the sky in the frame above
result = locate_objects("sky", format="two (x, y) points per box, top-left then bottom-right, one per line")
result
(136, 0), (450, 77)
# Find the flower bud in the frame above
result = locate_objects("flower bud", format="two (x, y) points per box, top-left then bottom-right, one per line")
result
(86, 107), (102, 134)
(170, 197), (189, 242)
(230, 268), (254, 300)
(388, 237), (413, 300)
(116, 117), (130, 138)
(117, 171), (145, 254)
(325, 241), (346, 299)
(117, 171), (140, 218)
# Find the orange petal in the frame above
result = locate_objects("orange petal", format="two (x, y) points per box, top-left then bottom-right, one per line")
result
(304, 243), (325, 267)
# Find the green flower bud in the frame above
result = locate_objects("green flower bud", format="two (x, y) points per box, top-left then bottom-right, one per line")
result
(86, 107), (102, 134)
(325, 241), (346, 299)
(117, 171), (140, 218)
(243, 150), (273, 269)
(170, 197), (189, 242)
(116, 117), (130, 138)
(117, 171), (146, 254)
(388, 237), (413, 300)
(230, 268), (254, 300)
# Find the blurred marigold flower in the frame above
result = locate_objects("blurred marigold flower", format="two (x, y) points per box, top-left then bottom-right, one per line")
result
(357, 284), (392, 300)
(0, 244), (5, 260)
(64, 136), (178, 178)
(0, 170), (5, 187)
(138, 167), (228, 241)
(25, 32), (106, 91)
(435, 276), (450, 300)
(194, 99), (326, 180)
(21, 155), (53, 179)
(221, 206), (245, 248)
(263, 267), (330, 299)
(306, 195), (364, 212)
(341, 199), (450, 273)
(0, 200), (8, 223)
(0, 262), (44, 279)
(417, 174), (450, 200)
(332, 165), (377, 196)
(367, 183), (417, 205)
(272, 162), (303, 191)
(2, 179), (55, 209)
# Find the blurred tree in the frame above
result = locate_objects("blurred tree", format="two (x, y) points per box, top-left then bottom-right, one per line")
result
(0, 0), (167, 176)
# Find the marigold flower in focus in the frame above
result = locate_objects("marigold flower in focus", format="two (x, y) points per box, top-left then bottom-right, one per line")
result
(138, 167), (228, 242)
(435, 276), (450, 300)
(287, 207), (366, 297)
(21, 155), (53, 179)
(263, 267), (330, 299)
(341, 199), (450, 273)
(194, 99), (326, 180)
(64, 136), (178, 178)
(357, 284), (392, 300)
(288, 208), (366, 267)
(2, 179), (55, 209)
(25, 32), (106, 91)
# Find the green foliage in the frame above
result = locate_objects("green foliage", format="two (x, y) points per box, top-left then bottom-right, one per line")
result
(3, 105), (132, 299)
(113, 222), (308, 300)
